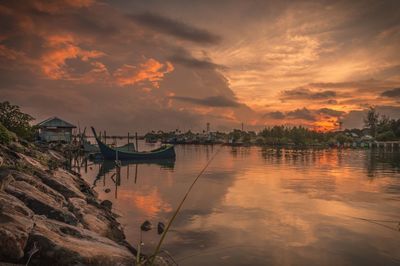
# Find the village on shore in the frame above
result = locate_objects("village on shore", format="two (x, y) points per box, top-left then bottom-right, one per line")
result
(1, 101), (400, 266)
(2, 101), (400, 152)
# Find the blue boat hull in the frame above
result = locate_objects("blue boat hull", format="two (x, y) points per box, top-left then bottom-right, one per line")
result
(91, 127), (176, 160)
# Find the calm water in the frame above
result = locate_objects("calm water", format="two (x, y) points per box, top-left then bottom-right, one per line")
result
(79, 143), (400, 265)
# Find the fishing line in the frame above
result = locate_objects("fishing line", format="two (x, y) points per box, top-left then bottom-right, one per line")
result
(149, 146), (222, 265)
(344, 215), (400, 232)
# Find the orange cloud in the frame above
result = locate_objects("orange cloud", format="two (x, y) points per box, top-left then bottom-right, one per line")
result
(313, 118), (340, 132)
(40, 35), (104, 79)
(113, 58), (174, 88)
(0, 45), (24, 60)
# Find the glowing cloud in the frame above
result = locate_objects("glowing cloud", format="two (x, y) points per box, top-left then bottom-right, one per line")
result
(113, 58), (174, 88)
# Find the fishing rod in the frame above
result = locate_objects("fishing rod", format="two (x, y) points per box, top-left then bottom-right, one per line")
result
(149, 146), (222, 265)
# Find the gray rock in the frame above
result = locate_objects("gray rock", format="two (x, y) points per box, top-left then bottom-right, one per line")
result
(0, 168), (13, 191)
(6, 180), (78, 225)
(0, 192), (34, 261)
(26, 216), (135, 266)
(69, 198), (125, 242)
(34, 169), (87, 200)
(10, 170), (66, 205)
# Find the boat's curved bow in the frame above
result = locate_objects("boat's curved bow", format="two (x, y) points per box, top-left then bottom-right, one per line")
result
(91, 127), (176, 160)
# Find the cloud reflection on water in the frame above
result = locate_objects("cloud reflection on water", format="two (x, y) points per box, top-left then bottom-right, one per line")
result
(80, 145), (400, 265)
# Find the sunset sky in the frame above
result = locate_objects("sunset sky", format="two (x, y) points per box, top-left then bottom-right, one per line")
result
(1, 0), (400, 133)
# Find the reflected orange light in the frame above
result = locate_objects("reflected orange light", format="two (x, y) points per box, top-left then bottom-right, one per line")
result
(119, 187), (172, 217)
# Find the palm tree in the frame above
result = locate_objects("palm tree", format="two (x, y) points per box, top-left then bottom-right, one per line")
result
(364, 107), (379, 138)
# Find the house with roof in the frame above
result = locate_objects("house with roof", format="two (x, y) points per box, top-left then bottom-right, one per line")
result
(36, 117), (76, 143)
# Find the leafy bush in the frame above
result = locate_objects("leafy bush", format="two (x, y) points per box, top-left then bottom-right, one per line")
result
(0, 101), (35, 140)
(0, 122), (15, 144)
(376, 131), (396, 141)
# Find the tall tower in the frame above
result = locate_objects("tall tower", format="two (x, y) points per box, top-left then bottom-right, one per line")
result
(206, 122), (210, 133)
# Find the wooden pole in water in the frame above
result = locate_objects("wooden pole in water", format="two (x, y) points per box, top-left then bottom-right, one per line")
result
(135, 132), (138, 152)
(134, 164), (138, 184)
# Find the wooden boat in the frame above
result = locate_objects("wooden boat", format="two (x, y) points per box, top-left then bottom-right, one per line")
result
(91, 127), (176, 160)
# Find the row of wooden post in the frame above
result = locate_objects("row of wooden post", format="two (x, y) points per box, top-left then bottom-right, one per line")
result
(98, 131), (139, 151)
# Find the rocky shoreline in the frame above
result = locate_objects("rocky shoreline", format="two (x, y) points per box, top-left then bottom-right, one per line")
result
(0, 137), (136, 265)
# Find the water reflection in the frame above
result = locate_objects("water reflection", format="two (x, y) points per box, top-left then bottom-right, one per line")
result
(78, 146), (400, 265)
(92, 159), (175, 199)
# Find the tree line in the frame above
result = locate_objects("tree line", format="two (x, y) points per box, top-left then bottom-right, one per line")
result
(1, 101), (400, 145)
(364, 107), (400, 141)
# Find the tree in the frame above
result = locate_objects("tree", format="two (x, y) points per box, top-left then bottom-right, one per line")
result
(364, 107), (379, 138)
(376, 131), (396, 141)
(0, 101), (35, 139)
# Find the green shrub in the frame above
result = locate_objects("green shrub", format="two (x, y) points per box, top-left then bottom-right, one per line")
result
(0, 101), (35, 140)
(376, 131), (396, 141)
(0, 122), (15, 144)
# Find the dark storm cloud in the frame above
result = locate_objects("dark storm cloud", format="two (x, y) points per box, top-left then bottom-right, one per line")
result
(168, 53), (224, 70)
(264, 111), (285, 119)
(281, 88), (336, 101)
(27, 7), (119, 37)
(172, 95), (241, 107)
(317, 108), (344, 117)
(381, 88), (400, 98)
(287, 108), (316, 121)
(264, 108), (317, 121)
(265, 107), (345, 122)
(129, 12), (221, 44)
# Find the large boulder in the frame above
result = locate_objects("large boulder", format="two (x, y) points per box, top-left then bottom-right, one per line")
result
(16, 153), (47, 172)
(48, 150), (65, 162)
(68, 198), (125, 242)
(10, 170), (66, 205)
(0, 168), (13, 191)
(0, 192), (34, 262)
(33, 169), (87, 200)
(6, 180), (78, 225)
(26, 216), (135, 266)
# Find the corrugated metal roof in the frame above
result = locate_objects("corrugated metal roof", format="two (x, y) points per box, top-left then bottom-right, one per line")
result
(37, 117), (76, 128)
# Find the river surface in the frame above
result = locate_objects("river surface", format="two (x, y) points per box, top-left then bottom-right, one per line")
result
(78, 143), (400, 265)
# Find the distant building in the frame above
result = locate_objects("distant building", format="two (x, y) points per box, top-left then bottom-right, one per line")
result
(37, 117), (76, 143)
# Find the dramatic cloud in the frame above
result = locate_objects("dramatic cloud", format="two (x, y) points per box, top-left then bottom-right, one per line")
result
(317, 108), (345, 117)
(286, 108), (316, 121)
(172, 95), (241, 108)
(129, 12), (221, 44)
(264, 107), (345, 127)
(280, 88), (337, 101)
(40, 38), (105, 80)
(113, 59), (174, 88)
(381, 88), (400, 98)
(264, 111), (285, 120)
(1, 1), (400, 132)
(264, 108), (316, 122)
(168, 52), (223, 70)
